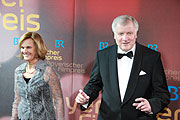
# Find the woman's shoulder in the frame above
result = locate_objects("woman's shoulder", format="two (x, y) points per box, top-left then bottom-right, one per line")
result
(35, 60), (49, 69)
(15, 62), (27, 72)
(36, 60), (56, 74)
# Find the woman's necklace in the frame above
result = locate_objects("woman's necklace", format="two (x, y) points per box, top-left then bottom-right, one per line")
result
(25, 59), (38, 74)
(26, 64), (36, 74)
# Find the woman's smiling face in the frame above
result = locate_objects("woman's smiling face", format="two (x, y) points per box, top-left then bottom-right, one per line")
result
(20, 38), (37, 62)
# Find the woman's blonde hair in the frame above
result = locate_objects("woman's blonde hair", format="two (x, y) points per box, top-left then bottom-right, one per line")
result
(18, 32), (48, 60)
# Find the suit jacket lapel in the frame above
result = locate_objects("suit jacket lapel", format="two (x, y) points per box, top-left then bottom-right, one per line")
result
(122, 43), (143, 105)
(109, 45), (122, 103)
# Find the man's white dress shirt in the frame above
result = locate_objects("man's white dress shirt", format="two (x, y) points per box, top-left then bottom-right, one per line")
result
(117, 44), (136, 102)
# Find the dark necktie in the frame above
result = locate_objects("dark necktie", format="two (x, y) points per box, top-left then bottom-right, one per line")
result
(117, 51), (133, 59)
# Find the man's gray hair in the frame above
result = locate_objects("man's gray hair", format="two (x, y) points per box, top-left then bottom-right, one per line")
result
(112, 15), (139, 33)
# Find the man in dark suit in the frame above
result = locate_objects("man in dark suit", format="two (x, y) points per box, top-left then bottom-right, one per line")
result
(75, 15), (170, 120)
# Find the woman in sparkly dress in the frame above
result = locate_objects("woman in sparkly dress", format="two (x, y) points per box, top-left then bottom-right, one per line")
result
(11, 32), (64, 120)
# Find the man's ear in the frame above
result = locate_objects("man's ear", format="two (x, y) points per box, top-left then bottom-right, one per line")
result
(135, 31), (139, 38)
(113, 33), (116, 39)
(135, 34), (137, 39)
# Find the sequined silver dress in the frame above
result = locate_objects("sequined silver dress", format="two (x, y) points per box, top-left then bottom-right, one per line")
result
(11, 60), (64, 120)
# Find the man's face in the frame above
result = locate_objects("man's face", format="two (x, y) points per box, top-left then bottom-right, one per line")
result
(114, 21), (137, 51)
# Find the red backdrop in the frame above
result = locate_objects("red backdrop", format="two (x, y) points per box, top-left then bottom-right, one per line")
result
(0, 0), (179, 120)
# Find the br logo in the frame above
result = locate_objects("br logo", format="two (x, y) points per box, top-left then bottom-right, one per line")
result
(13, 37), (20, 45)
(55, 40), (64, 48)
(99, 42), (108, 50)
(148, 44), (158, 51)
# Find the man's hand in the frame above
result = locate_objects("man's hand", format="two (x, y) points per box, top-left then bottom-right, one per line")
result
(132, 97), (152, 114)
(75, 89), (90, 105)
